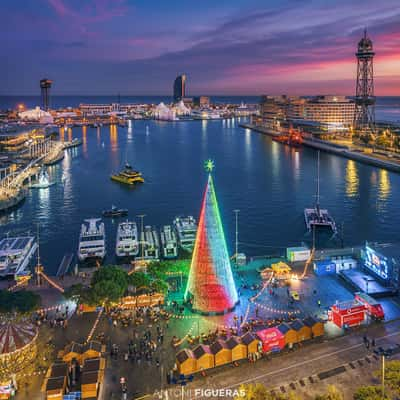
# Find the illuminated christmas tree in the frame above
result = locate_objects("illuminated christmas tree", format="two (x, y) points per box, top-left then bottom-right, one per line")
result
(185, 160), (238, 314)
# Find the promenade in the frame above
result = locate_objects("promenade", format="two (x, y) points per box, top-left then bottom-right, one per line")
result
(241, 123), (400, 173)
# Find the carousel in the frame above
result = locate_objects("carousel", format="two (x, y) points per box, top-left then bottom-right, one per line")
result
(0, 320), (38, 380)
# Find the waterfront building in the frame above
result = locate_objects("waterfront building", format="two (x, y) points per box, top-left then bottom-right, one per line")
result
(174, 100), (191, 116)
(289, 96), (356, 130)
(40, 78), (52, 111)
(173, 74), (187, 102)
(185, 163), (238, 314)
(18, 107), (54, 124)
(259, 95), (355, 133)
(154, 102), (177, 121)
(194, 96), (210, 107)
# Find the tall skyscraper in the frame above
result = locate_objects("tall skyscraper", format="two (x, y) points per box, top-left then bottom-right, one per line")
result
(40, 78), (52, 111)
(173, 74), (186, 102)
(185, 161), (238, 314)
(354, 30), (375, 133)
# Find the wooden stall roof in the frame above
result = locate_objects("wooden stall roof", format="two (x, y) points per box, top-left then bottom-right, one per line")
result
(210, 340), (228, 355)
(83, 341), (102, 354)
(49, 362), (69, 378)
(193, 345), (212, 359)
(277, 323), (292, 335)
(82, 358), (105, 373)
(303, 316), (320, 327)
(81, 371), (99, 385)
(46, 376), (65, 391)
(176, 349), (195, 363)
(241, 332), (257, 345)
(290, 319), (305, 331)
(225, 336), (241, 350)
(64, 342), (83, 355)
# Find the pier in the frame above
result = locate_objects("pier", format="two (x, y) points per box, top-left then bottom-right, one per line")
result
(240, 123), (400, 174)
(56, 253), (74, 277)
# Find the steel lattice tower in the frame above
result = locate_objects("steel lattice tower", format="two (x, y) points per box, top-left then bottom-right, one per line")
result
(40, 78), (52, 111)
(354, 30), (375, 133)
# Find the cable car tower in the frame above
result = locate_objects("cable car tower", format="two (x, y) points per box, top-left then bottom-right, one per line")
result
(354, 29), (376, 134)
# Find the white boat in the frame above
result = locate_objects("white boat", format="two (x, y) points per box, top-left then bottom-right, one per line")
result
(304, 151), (337, 233)
(140, 226), (159, 260)
(116, 221), (139, 258)
(78, 218), (106, 262)
(30, 169), (56, 189)
(160, 225), (178, 259)
(0, 236), (37, 278)
(173, 216), (197, 252)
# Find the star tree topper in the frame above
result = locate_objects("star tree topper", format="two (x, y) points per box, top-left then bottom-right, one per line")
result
(204, 159), (215, 173)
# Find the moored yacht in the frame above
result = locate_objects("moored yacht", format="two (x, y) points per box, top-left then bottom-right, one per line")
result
(78, 218), (106, 262)
(160, 225), (178, 259)
(141, 226), (159, 260)
(173, 216), (197, 252)
(0, 236), (37, 278)
(116, 221), (139, 258)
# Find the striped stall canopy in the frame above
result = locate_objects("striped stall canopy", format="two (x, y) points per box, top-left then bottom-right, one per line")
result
(0, 321), (37, 355)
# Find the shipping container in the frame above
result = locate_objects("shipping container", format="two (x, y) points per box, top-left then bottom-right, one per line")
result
(313, 260), (336, 276)
(286, 246), (311, 262)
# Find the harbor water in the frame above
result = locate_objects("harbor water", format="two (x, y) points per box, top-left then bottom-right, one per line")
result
(0, 96), (399, 275)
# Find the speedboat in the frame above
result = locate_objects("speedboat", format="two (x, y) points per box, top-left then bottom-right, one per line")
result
(102, 205), (128, 218)
(116, 221), (139, 258)
(78, 218), (106, 262)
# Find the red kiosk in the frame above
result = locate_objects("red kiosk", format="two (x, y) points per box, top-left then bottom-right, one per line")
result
(256, 328), (285, 353)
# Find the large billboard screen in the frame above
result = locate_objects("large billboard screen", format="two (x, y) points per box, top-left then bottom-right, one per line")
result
(364, 246), (389, 280)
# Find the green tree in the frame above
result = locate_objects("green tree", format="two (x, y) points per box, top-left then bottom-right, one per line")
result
(150, 278), (169, 294)
(128, 271), (151, 290)
(314, 385), (343, 400)
(235, 384), (292, 400)
(0, 289), (40, 313)
(375, 360), (400, 397)
(353, 386), (390, 400)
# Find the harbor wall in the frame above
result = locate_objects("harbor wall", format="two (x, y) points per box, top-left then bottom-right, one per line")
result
(240, 123), (400, 174)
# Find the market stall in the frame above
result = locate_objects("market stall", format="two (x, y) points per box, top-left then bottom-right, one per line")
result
(256, 327), (285, 353)
(210, 340), (232, 367)
(176, 349), (197, 375)
(225, 336), (247, 361)
(192, 345), (214, 371)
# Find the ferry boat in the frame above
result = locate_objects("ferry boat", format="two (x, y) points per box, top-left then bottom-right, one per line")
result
(0, 236), (37, 278)
(110, 163), (144, 186)
(116, 221), (139, 258)
(78, 218), (106, 262)
(304, 151), (337, 233)
(141, 226), (159, 260)
(272, 127), (303, 147)
(173, 216), (197, 252)
(160, 225), (178, 259)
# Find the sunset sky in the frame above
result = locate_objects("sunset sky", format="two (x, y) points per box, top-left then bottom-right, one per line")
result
(1, 0), (399, 95)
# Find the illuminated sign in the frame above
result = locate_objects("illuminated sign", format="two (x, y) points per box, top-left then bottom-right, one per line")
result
(364, 246), (389, 280)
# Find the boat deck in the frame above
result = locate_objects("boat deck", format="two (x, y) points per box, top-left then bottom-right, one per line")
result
(304, 207), (337, 232)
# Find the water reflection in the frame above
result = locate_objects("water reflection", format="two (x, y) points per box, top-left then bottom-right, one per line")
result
(345, 160), (359, 197)
(110, 124), (118, 153)
(81, 126), (87, 155)
(378, 169), (391, 200)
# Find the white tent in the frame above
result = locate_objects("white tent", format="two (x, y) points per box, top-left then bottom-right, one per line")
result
(19, 107), (54, 123)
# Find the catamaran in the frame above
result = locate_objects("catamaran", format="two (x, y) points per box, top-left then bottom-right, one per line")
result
(304, 151), (337, 233)
(78, 218), (106, 262)
(160, 225), (178, 259)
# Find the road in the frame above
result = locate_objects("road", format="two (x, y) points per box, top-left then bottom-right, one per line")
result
(159, 319), (400, 400)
